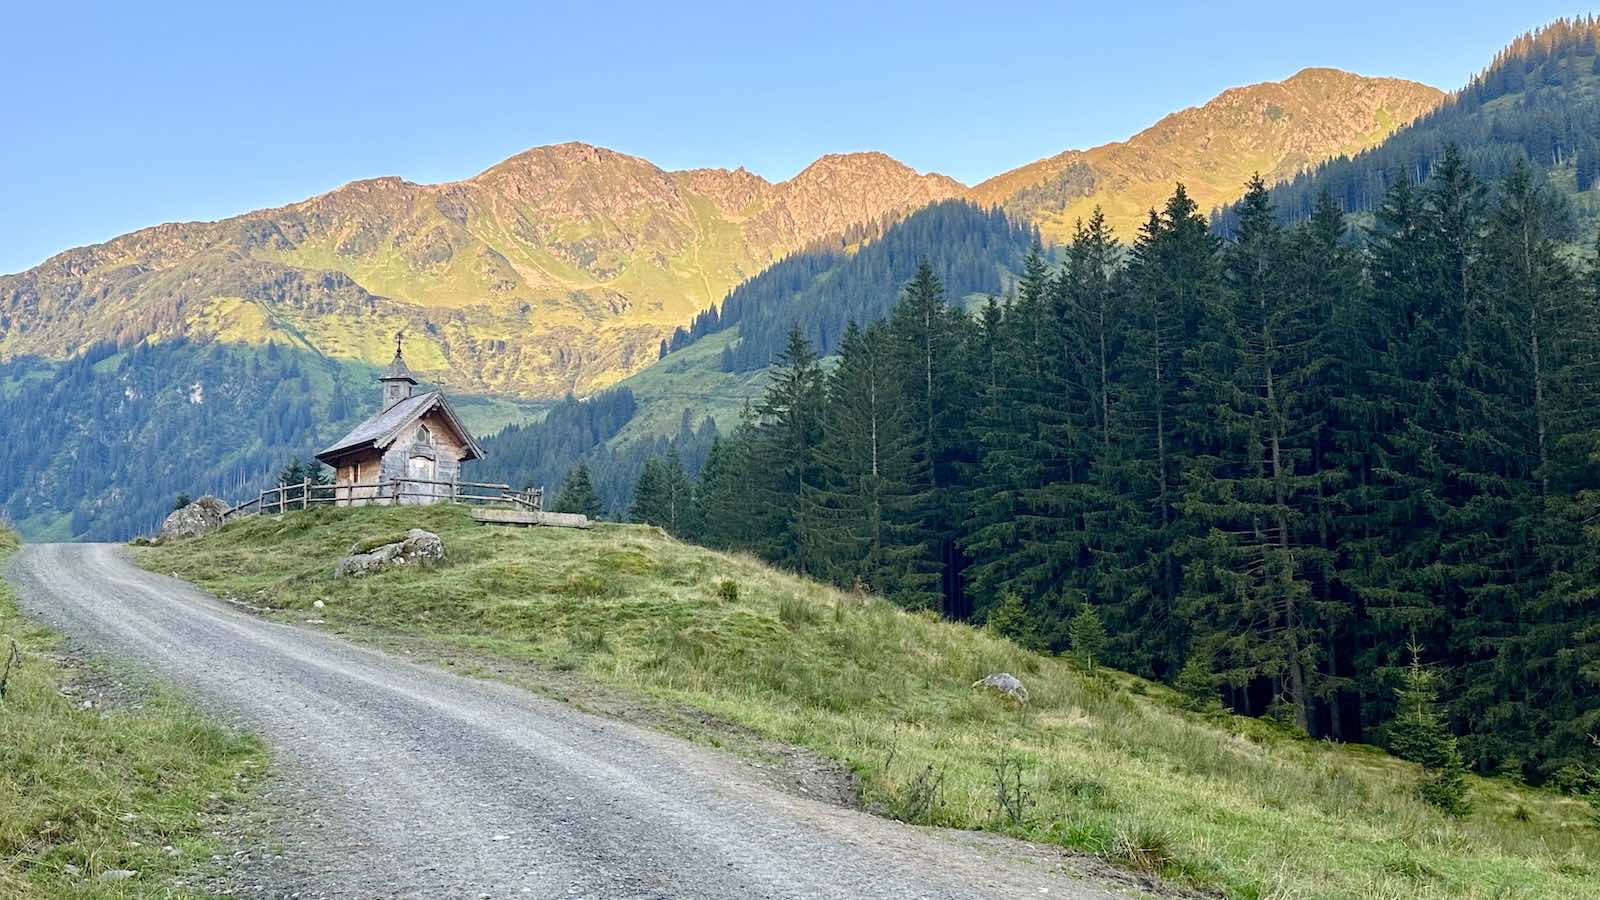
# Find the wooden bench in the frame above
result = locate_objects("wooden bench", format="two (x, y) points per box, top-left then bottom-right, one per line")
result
(470, 508), (591, 529)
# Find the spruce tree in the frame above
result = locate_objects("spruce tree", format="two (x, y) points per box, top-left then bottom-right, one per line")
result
(1118, 186), (1221, 679)
(985, 591), (1044, 651)
(1184, 175), (1320, 731)
(695, 431), (758, 551)
(1285, 188), (1369, 740)
(750, 327), (827, 574)
(886, 261), (974, 616)
(1391, 642), (1471, 815)
(552, 463), (602, 519)
(812, 322), (941, 606)
(965, 249), (1080, 614)
(629, 451), (696, 538)
(630, 457), (666, 526)
(1068, 602), (1108, 673)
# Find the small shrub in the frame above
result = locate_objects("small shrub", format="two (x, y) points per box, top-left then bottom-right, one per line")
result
(1106, 825), (1178, 875)
(993, 751), (1032, 827)
(558, 574), (609, 597)
(888, 764), (946, 824)
(778, 595), (819, 628)
(566, 625), (611, 655)
(714, 579), (739, 603)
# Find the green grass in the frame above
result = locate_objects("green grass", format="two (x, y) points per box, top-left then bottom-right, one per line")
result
(0, 527), (265, 898)
(609, 328), (768, 441)
(136, 506), (1600, 899)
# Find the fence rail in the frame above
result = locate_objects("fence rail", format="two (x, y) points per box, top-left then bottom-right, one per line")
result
(223, 479), (543, 520)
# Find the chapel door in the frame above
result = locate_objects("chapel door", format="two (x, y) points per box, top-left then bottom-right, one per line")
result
(405, 454), (436, 504)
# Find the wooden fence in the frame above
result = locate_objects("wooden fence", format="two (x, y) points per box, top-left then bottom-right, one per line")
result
(223, 479), (544, 520)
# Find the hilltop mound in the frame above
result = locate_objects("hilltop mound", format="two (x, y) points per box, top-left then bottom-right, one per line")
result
(137, 505), (1597, 899)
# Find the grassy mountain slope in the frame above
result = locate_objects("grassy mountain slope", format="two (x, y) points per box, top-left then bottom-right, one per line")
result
(138, 506), (1600, 899)
(472, 201), (1035, 511)
(971, 68), (1443, 241)
(0, 145), (963, 399)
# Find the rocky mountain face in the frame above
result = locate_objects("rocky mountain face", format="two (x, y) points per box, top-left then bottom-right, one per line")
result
(0, 144), (963, 398)
(969, 68), (1444, 241)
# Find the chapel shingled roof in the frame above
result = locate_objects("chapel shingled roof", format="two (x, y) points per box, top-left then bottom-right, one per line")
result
(314, 390), (484, 464)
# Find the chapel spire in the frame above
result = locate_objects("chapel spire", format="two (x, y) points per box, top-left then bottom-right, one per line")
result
(379, 331), (418, 410)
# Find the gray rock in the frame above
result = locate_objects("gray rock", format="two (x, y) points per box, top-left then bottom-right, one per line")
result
(97, 868), (138, 882)
(972, 672), (1029, 705)
(334, 529), (445, 578)
(159, 496), (228, 539)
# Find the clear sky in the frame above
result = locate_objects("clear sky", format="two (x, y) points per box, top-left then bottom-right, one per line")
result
(0, 1), (1586, 274)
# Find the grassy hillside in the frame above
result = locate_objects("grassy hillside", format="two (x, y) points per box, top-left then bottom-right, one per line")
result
(610, 329), (765, 441)
(0, 528), (264, 897)
(137, 506), (1599, 899)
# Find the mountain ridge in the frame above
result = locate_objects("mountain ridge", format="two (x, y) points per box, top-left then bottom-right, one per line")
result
(0, 143), (963, 399)
(970, 67), (1444, 239)
(1, 68), (1440, 403)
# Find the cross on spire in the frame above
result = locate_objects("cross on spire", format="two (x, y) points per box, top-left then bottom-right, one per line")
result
(395, 330), (405, 358)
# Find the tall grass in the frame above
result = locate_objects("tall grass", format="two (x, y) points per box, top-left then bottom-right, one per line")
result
(0, 527), (264, 898)
(140, 506), (1600, 899)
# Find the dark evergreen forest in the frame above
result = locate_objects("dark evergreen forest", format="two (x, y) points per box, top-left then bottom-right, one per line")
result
(665, 200), (1038, 372)
(625, 159), (1600, 788)
(474, 390), (718, 517)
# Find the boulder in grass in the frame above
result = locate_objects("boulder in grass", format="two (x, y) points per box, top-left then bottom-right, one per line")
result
(160, 496), (228, 539)
(973, 672), (1029, 705)
(334, 529), (445, 577)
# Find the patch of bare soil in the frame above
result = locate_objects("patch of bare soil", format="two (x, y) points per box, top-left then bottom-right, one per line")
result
(43, 642), (153, 713)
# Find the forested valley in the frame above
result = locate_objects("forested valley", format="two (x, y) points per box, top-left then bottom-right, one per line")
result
(0, 341), (367, 540)
(620, 156), (1600, 791)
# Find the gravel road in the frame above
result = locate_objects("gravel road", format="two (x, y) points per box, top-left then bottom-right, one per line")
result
(7, 543), (1133, 900)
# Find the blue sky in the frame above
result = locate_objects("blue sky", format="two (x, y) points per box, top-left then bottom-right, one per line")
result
(0, 1), (1585, 274)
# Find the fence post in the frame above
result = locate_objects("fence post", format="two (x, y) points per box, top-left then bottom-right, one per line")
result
(302, 478), (310, 510)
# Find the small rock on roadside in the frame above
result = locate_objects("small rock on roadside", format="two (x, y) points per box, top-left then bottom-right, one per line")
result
(160, 496), (228, 539)
(98, 868), (139, 882)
